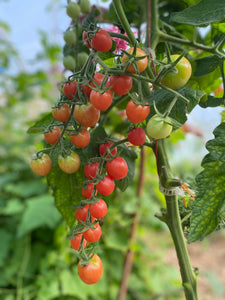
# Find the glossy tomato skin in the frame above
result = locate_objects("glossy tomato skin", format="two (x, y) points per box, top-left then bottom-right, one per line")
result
(63, 81), (78, 100)
(106, 156), (128, 180)
(78, 254), (103, 284)
(128, 127), (146, 146)
(70, 128), (90, 148)
(82, 183), (94, 199)
(89, 199), (107, 219)
(146, 114), (173, 139)
(122, 47), (148, 74)
(75, 204), (90, 223)
(96, 175), (115, 196)
(126, 100), (150, 124)
(70, 233), (87, 251)
(52, 103), (71, 122)
(90, 89), (113, 111)
(74, 102), (100, 127)
(160, 55), (192, 89)
(99, 141), (117, 158)
(82, 31), (92, 48)
(89, 73), (110, 90)
(84, 162), (99, 180)
(109, 75), (133, 95)
(91, 29), (112, 52)
(30, 153), (52, 176)
(44, 126), (61, 145)
(58, 151), (80, 174)
(83, 223), (102, 243)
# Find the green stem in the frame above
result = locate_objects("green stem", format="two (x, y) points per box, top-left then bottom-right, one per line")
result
(149, 0), (161, 50)
(154, 139), (198, 300)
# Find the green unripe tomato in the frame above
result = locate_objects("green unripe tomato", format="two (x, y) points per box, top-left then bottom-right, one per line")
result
(76, 52), (89, 70)
(63, 30), (76, 45)
(160, 55), (192, 90)
(80, 0), (91, 14)
(66, 2), (81, 19)
(146, 114), (172, 139)
(63, 55), (76, 71)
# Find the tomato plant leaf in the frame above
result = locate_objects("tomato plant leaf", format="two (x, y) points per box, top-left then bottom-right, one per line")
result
(116, 144), (137, 192)
(27, 112), (54, 134)
(170, 0), (225, 26)
(194, 55), (222, 77)
(199, 95), (225, 108)
(188, 122), (225, 243)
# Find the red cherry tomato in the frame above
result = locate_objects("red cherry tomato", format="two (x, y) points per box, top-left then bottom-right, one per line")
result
(106, 156), (128, 180)
(70, 128), (90, 148)
(30, 153), (52, 176)
(89, 72), (110, 90)
(78, 253), (103, 284)
(84, 162), (99, 180)
(96, 175), (115, 196)
(75, 204), (90, 223)
(89, 199), (107, 219)
(128, 127), (146, 146)
(90, 89), (113, 111)
(109, 75), (133, 95)
(99, 141), (117, 158)
(126, 100), (150, 124)
(82, 183), (94, 199)
(44, 126), (61, 145)
(74, 102), (100, 127)
(63, 81), (78, 100)
(70, 233), (87, 251)
(52, 103), (71, 122)
(91, 29), (112, 52)
(83, 223), (102, 243)
(82, 31), (92, 48)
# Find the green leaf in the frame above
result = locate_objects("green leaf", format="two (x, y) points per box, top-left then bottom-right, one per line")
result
(188, 122), (225, 243)
(147, 87), (205, 127)
(170, 0), (225, 26)
(115, 144), (137, 192)
(17, 194), (61, 237)
(27, 112), (54, 134)
(194, 55), (222, 77)
(199, 95), (225, 108)
(4, 179), (47, 198)
(0, 229), (12, 267)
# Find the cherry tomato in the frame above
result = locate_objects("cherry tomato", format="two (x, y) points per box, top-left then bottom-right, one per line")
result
(82, 31), (92, 48)
(63, 81), (78, 100)
(96, 175), (115, 196)
(58, 151), (80, 174)
(122, 47), (148, 74)
(126, 100), (150, 124)
(89, 199), (107, 219)
(84, 162), (99, 180)
(99, 141), (117, 158)
(70, 233), (87, 251)
(81, 82), (92, 97)
(30, 153), (52, 176)
(89, 73), (110, 90)
(74, 102), (100, 127)
(78, 253), (103, 284)
(52, 103), (71, 122)
(146, 114), (173, 139)
(160, 55), (192, 90)
(70, 128), (90, 148)
(83, 223), (102, 243)
(106, 156), (128, 180)
(128, 127), (146, 146)
(75, 204), (90, 223)
(91, 29), (112, 52)
(109, 75), (133, 95)
(44, 126), (61, 145)
(82, 183), (94, 199)
(90, 89), (113, 111)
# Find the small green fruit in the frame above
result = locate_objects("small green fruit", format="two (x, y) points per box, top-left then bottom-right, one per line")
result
(80, 0), (91, 14)
(76, 52), (89, 70)
(63, 55), (76, 71)
(63, 30), (76, 45)
(146, 114), (172, 139)
(66, 2), (81, 19)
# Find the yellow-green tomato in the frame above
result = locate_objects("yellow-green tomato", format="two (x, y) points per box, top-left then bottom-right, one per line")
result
(160, 55), (192, 90)
(58, 152), (80, 174)
(146, 115), (172, 139)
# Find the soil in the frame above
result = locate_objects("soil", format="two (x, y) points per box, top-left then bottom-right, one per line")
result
(165, 231), (225, 300)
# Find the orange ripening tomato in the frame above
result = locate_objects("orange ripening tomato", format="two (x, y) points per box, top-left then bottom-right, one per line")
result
(30, 153), (52, 176)
(122, 47), (148, 74)
(44, 126), (61, 145)
(74, 102), (100, 127)
(78, 254), (103, 284)
(126, 100), (150, 124)
(70, 128), (90, 148)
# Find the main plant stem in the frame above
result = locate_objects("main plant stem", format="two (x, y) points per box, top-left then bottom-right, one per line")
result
(154, 140), (198, 300)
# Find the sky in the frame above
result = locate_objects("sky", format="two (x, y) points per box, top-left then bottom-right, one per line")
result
(0, 0), (223, 161)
